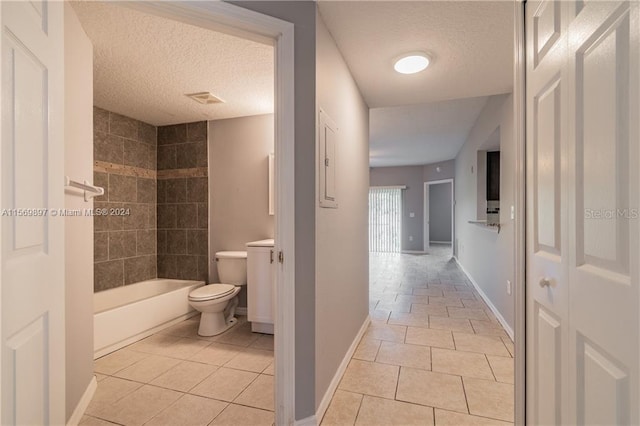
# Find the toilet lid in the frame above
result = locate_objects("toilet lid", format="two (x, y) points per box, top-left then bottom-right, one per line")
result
(189, 284), (236, 301)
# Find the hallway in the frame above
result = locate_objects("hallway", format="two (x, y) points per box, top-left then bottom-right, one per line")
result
(322, 246), (514, 425)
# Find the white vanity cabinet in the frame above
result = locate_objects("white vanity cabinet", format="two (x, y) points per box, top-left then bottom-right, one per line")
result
(246, 239), (275, 334)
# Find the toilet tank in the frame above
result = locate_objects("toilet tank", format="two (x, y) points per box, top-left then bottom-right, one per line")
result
(216, 251), (247, 285)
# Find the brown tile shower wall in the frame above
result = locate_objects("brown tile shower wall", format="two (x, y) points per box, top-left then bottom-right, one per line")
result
(156, 122), (209, 282)
(93, 107), (158, 292)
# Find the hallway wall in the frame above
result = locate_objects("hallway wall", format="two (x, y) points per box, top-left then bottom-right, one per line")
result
(454, 94), (515, 333)
(315, 13), (370, 412)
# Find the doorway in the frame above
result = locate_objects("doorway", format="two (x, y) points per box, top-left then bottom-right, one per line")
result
(424, 179), (454, 255)
(369, 186), (404, 253)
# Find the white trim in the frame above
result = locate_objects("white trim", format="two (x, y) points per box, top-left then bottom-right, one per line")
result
(454, 257), (515, 341)
(513, 1), (526, 425)
(122, 3), (296, 424)
(66, 376), (97, 426)
(423, 179), (455, 255)
(429, 240), (453, 244)
(315, 315), (370, 424)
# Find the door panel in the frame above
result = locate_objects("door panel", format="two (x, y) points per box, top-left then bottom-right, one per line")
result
(1, 1), (65, 424)
(527, 1), (639, 425)
(534, 304), (561, 426)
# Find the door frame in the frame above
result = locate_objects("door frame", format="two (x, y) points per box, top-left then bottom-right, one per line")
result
(423, 178), (454, 254)
(514, 1), (526, 425)
(123, 2), (295, 424)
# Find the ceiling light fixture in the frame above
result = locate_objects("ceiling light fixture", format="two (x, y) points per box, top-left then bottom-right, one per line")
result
(394, 52), (430, 75)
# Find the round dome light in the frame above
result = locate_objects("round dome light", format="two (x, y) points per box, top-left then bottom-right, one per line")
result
(394, 53), (430, 74)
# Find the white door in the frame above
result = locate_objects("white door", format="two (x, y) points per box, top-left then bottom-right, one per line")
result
(1, 1), (66, 425)
(424, 184), (430, 252)
(526, 1), (639, 425)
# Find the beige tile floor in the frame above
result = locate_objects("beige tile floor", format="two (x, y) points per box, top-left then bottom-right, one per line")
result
(83, 245), (513, 426)
(321, 244), (515, 426)
(81, 316), (275, 426)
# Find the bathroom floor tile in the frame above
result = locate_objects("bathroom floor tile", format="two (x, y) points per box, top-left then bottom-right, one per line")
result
(156, 337), (211, 359)
(464, 378), (514, 422)
(338, 359), (399, 399)
(355, 395), (434, 426)
(94, 349), (149, 375)
(224, 348), (273, 373)
(150, 360), (218, 392)
(127, 334), (183, 355)
(158, 319), (217, 341)
(321, 390), (363, 426)
(396, 367), (467, 413)
(189, 342), (244, 366)
(85, 377), (143, 416)
(190, 367), (258, 402)
(405, 327), (455, 349)
(215, 322), (261, 347)
(145, 394), (227, 426)
(250, 334), (274, 351)
(375, 341), (431, 370)
(431, 348), (494, 380)
(453, 333), (511, 357)
(234, 374), (274, 411)
(114, 354), (180, 383)
(88, 384), (182, 426)
(209, 404), (274, 426)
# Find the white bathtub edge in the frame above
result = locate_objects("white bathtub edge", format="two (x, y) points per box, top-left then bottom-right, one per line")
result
(94, 310), (199, 359)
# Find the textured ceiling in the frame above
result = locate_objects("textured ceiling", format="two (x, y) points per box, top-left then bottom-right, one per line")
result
(71, 2), (273, 126)
(318, 1), (513, 108)
(370, 97), (489, 167)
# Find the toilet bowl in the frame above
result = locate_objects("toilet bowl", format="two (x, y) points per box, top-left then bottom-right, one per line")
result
(188, 251), (247, 336)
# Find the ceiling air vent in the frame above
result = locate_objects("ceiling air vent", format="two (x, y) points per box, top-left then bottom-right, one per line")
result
(185, 92), (224, 105)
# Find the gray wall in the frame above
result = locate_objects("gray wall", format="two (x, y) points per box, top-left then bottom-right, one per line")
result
(64, 4), (94, 420)
(208, 114), (275, 307)
(229, 1), (318, 419)
(315, 15), (369, 410)
(370, 160), (455, 251)
(454, 94), (515, 331)
(429, 182), (452, 242)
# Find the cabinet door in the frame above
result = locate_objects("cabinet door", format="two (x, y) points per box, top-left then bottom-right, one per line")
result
(247, 247), (274, 325)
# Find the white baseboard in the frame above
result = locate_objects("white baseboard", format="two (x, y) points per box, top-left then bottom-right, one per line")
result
(67, 376), (97, 426)
(453, 257), (514, 341)
(401, 250), (427, 254)
(314, 315), (371, 424)
(294, 414), (318, 426)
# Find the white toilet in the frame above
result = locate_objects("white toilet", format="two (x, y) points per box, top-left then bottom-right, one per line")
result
(188, 251), (247, 336)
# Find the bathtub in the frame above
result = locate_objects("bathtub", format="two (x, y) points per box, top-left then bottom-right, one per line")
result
(94, 278), (204, 358)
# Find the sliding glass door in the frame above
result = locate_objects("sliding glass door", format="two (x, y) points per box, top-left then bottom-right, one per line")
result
(369, 187), (402, 253)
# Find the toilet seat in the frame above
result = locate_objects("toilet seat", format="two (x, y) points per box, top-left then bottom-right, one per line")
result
(189, 284), (236, 301)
